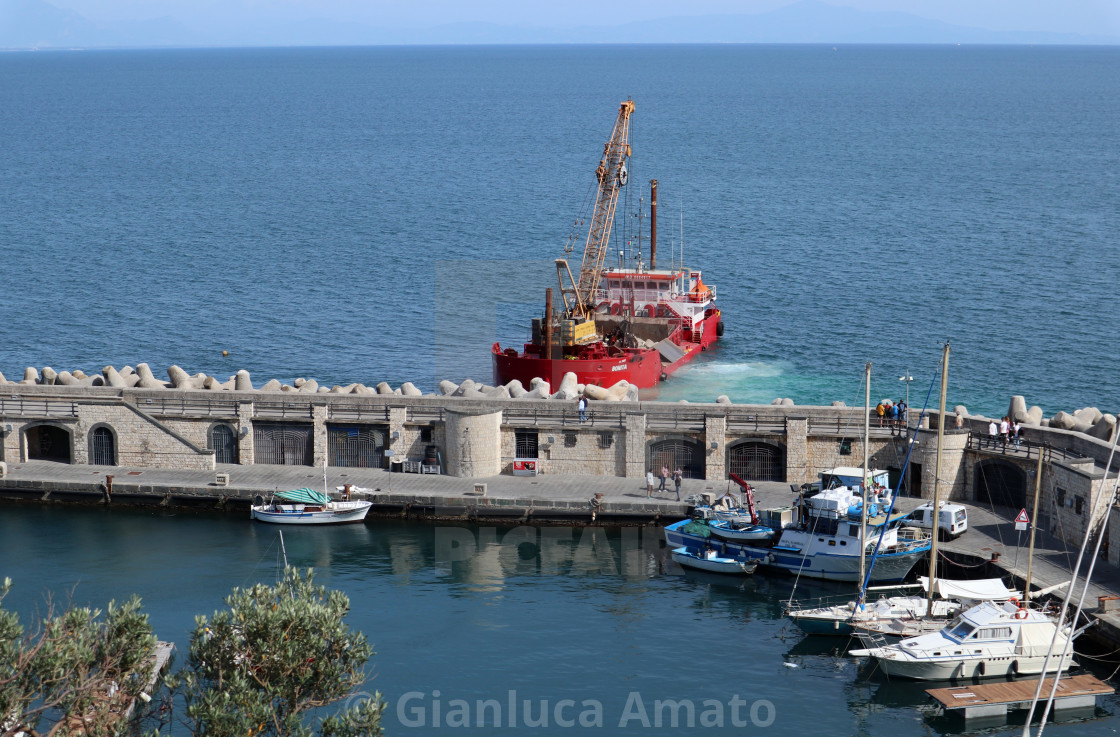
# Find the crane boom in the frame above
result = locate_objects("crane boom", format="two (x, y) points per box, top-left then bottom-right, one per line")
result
(557, 99), (634, 320)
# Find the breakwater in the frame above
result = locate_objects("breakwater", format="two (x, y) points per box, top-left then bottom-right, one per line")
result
(1, 362), (1117, 552)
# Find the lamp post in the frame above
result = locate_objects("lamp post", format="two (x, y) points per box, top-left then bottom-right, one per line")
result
(899, 369), (913, 407)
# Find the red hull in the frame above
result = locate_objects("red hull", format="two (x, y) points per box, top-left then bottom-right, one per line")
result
(493, 309), (721, 390)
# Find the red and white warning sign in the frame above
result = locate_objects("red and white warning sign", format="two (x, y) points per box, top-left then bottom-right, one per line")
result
(1014, 508), (1030, 531)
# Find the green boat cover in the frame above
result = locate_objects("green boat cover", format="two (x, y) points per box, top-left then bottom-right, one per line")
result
(277, 488), (329, 505)
(681, 519), (712, 538)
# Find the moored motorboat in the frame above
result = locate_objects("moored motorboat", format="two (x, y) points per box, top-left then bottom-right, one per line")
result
(849, 600), (1074, 680)
(671, 546), (758, 575)
(251, 487), (372, 525)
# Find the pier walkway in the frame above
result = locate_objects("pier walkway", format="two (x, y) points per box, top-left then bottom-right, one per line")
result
(4, 458), (1120, 640)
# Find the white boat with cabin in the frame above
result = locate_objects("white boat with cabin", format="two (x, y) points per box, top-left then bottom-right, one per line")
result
(849, 600), (1074, 680)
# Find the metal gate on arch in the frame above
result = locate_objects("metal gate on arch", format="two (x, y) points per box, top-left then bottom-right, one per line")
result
(647, 439), (704, 479)
(327, 425), (387, 468)
(727, 441), (785, 482)
(253, 422), (313, 466)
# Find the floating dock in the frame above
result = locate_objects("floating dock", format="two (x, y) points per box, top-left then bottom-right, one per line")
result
(926, 674), (1113, 721)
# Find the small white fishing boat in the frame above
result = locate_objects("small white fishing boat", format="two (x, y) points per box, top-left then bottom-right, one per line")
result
(671, 546), (758, 575)
(708, 519), (779, 543)
(849, 600), (1074, 680)
(251, 487), (372, 525)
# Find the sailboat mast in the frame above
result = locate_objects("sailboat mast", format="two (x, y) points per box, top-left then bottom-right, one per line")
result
(859, 361), (871, 588)
(926, 341), (950, 616)
(1024, 450), (1044, 598)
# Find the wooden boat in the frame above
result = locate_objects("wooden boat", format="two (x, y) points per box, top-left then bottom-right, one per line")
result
(708, 519), (779, 543)
(671, 546), (758, 575)
(251, 487), (372, 525)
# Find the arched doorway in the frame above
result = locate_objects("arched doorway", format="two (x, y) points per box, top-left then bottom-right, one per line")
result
(974, 459), (1027, 510)
(253, 422), (313, 466)
(25, 424), (71, 463)
(327, 425), (387, 468)
(647, 438), (704, 479)
(209, 424), (239, 464)
(727, 441), (786, 482)
(89, 426), (117, 466)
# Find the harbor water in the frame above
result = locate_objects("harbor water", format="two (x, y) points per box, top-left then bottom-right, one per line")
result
(1, 45), (1119, 416)
(1, 504), (1117, 736)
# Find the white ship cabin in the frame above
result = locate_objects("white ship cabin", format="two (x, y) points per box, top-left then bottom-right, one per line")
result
(596, 267), (716, 322)
(818, 466), (891, 493)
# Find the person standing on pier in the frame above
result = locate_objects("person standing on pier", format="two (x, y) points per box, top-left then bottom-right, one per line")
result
(988, 419), (998, 447)
(673, 467), (683, 501)
(646, 469), (655, 498)
(659, 465), (669, 492)
(578, 394), (588, 423)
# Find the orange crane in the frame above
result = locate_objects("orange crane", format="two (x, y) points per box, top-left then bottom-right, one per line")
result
(555, 99), (634, 322)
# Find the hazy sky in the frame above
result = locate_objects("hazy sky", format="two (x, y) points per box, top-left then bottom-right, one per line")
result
(41, 0), (1120, 36)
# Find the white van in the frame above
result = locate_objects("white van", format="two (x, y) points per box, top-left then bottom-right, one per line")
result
(907, 501), (968, 540)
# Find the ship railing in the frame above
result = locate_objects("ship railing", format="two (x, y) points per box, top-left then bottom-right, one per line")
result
(133, 396), (239, 418)
(0, 396), (80, 419)
(785, 592), (861, 615)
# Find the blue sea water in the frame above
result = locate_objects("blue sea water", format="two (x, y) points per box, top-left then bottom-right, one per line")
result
(1, 45), (1119, 416)
(2, 504), (1117, 737)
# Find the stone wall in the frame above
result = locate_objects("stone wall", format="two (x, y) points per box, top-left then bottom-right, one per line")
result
(0, 386), (1113, 513)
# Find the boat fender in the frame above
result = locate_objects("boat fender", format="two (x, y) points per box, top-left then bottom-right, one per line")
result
(1014, 608), (1028, 620)
(1011, 660), (1019, 675)
(660, 372), (668, 382)
(716, 321), (724, 337)
(977, 661), (985, 676)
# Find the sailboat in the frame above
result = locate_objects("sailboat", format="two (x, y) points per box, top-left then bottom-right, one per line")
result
(250, 462), (373, 525)
(848, 342), (1082, 682)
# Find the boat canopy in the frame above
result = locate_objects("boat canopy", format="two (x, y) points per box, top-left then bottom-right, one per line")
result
(277, 488), (329, 505)
(918, 577), (1018, 602)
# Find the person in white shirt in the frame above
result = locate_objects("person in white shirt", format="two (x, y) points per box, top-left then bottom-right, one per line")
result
(646, 469), (655, 498)
(988, 419), (998, 447)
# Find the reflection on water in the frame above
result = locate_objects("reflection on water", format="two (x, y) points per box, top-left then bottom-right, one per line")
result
(1, 505), (1116, 737)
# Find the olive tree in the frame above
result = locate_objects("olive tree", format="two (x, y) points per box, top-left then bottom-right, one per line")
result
(0, 577), (158, 737)
(166, 568), (384, 737)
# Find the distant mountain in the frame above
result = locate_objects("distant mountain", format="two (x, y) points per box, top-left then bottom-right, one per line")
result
(1, 0), (1116, 50)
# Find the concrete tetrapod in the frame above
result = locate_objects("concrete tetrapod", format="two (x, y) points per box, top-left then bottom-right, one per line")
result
(102, 366), (126, 388)
(135, 363), (166, 389)
(401, 382), (422, 396)
(235, 370), (253, 391)
(21, 367), (39, 385)
(41, 367), (58, 385)
(167, 365), (193, 389)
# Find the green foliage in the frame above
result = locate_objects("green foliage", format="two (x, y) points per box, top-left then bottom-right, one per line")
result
(0, 577), (158, 737)
(168, 568), (382, 737)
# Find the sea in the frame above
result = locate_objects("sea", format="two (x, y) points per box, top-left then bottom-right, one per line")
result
(1, 45), (1119, 417)
(2, 44), (1120, 736)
